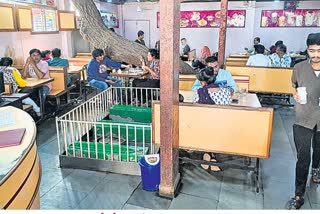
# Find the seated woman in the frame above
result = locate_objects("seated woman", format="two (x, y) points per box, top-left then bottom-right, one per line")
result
(193, 67), (231, 105)
(0, 57), (41, 116)
(132, 49), (160, 105)
(191, 46), (211, 70)
(194, 67), (232, 171)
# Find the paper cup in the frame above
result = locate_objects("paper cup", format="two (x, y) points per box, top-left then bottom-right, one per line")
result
(297, 87), (307, 104)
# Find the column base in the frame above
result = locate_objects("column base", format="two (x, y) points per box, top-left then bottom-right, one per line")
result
(158, 172), (181, 199)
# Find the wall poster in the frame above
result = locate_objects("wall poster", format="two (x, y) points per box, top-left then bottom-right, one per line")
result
(100, 10), (119, 28)
(261, 9), (320, 27)
(157, 10), (246, 28)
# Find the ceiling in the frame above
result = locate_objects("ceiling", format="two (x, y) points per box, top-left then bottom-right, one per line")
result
(100, 0), (310, 5)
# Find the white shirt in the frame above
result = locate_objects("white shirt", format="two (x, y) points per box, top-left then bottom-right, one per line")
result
(246, 54), (271, 67)
(315, 70), (320, 77)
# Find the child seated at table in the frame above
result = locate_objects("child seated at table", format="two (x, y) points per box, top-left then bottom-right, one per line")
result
(193, 67), (231, 105)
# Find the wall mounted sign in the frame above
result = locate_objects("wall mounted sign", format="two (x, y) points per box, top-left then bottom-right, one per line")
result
(14, 0), (56, 7)
(100, 10), (119, 28)
(261, 9), (320, 27)
(157, 10), (246, 28)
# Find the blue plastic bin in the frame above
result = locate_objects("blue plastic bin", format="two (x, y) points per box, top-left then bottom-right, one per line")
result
(139, 154), (160, 191)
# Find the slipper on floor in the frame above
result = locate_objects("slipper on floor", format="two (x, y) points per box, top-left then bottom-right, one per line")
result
(210, 158), (222, 172)
(200, 153), (211, 170)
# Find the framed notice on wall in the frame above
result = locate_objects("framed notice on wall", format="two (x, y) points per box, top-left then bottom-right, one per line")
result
(0, 4), (16, 32)
(31, 7), (57, 32)
(261, 9), (320, 27)
(157, 10), (246, 28)
(58, 10), (76, 30)
(16, 6), (32, 31)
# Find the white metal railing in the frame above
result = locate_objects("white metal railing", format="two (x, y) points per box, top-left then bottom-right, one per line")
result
(56, 87), (160, 162)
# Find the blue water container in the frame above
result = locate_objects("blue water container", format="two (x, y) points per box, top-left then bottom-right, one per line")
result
(139, 154), (160, 191)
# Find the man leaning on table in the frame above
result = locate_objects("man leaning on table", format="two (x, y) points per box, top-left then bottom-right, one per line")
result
(192, 56), (238, 93)
(21, 48), (51, 98)
(87, 49), (131, 91)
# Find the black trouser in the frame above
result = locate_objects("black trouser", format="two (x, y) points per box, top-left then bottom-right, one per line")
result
(132, 79), (160, 103)
(293, 124), (320, 197)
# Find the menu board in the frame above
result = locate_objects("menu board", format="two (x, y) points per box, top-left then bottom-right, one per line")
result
(44, 9), (57, 31)
(32, 7), (57, 32)
(100, 10), (119, 28)
(261, 9), (320, 27)
(157, 10), (246, 28)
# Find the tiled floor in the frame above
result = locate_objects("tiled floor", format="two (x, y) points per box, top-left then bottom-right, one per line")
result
(37, 106), (320, 210)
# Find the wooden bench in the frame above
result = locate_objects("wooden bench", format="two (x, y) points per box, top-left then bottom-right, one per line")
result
(179, 74), (250, 91)
(69, 58), (91, 67)
(152, 102), (273, 192)
(225, 57), (248, 67)
(226, 66), (295, 94)
(48, 67), (75, 108)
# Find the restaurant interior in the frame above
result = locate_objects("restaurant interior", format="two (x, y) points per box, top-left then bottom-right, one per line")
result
(0, 0), (320, 210)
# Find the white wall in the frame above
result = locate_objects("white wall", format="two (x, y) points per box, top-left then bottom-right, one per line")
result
(120, 1), (320, 56)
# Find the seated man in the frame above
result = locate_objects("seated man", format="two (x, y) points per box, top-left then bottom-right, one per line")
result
(47, 48), (69, 67)
(269, 44), (292, 68)
(246, 44), (271, 67)
(48, 48), (74, 85)
(192, 56), (238, 93)
(87, 49), (130, 90)
(22, 48), (51, 98)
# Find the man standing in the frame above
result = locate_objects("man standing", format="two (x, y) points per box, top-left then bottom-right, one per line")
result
(286, 33), (320, 210)
(87, 49), (130, 91)
(180, 38), (190, 61)
(135, 30), (146, 46)
(191, 56), (238, 93)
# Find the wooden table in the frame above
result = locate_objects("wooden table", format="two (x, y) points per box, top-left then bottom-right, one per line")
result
(0, 93), (29, 109)
(110, 71), (144, 87)
(0, 106), (40, 209)
(22, 78), (54, 119)
(179, 90), (261, 108)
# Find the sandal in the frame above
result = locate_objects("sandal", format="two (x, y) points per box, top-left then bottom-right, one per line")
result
(200, 153), (222, 172)
(201, 153), (211, 170)
(311, 168), (320, 183)
(285, 196), (304, 210)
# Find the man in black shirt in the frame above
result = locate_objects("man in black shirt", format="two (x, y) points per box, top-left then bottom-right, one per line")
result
(180, 38), (190, 61)
(135, 30), (146, 46)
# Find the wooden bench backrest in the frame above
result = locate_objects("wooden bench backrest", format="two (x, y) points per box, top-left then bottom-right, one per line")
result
(226, 66), (295, 94)
(226, 57), (248, 67)
(4, 83), (13, 95)
(49, 67), (67, 91)
(187, 49), (196, 61)
(152, 102), (273, 158)
(179, 74), (250, 91)
(68, 58), (91, 66)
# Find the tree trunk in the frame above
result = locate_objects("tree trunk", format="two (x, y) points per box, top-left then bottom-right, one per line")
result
(71, 0), (194, 74)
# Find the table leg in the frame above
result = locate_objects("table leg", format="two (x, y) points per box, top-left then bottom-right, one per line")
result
(38, 87), (45, 119)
